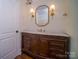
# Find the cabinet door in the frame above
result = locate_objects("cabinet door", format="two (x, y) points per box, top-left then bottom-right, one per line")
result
(22, 33), (31, 51)
(39, 35), (49, 57)
(30, 34), (40, 55)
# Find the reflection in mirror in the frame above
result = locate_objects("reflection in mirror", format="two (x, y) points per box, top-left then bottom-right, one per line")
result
(35, 5), (49, 26)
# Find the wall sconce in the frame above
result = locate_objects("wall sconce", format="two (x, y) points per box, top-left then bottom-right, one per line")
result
(50, 5), (55, 16)
(30, 8), (35, 17)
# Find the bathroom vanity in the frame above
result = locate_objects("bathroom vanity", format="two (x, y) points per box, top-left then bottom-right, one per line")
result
(21, 32), (70, 59)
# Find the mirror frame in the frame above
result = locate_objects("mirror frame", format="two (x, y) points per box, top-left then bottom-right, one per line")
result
(35, 5), (49, 27)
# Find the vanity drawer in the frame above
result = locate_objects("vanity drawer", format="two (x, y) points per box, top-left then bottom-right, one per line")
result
(49, 44), (65, 50)
(49, 52), (67, 59)
(49, 47), (65, 54)
(56, 54), (67, 59)
(48, 39), (66, 44)
(22, 38), (31, 50)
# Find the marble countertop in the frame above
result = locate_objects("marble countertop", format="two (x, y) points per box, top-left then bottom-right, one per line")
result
(22, 31), (70, 37)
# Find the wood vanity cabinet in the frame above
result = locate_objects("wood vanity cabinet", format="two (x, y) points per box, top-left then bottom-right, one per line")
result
(21, 32), (70, 59)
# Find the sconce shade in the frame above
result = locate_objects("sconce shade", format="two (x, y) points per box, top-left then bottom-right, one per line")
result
(30, 8), (34, 13)
(30, 8), (35, 17)
(50, 5), (55, 10)
(50, 5), (55, 16)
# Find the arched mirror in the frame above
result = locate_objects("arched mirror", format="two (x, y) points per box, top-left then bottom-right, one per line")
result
(35, 5), (49, 27)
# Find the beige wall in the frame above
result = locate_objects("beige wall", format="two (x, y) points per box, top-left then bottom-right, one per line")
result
(20, 0), (66, 33)
(20, 0), (78, 59)
(63, 0), (78, 59)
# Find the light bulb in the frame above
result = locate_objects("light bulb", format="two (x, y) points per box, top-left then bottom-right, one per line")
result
(50, 5), (55, 16)
(30, 8), (34, 13)
(50, 5), (55, 10)
(30, 8), (35, 17)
